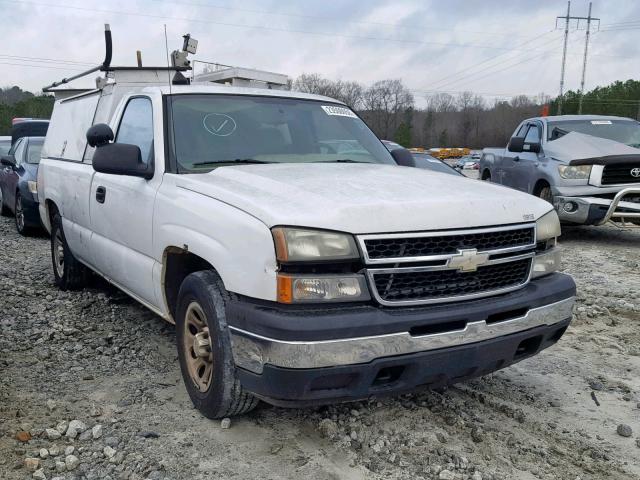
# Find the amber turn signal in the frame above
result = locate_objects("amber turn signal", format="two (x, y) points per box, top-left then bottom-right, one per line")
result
(277, 274), (293, 303)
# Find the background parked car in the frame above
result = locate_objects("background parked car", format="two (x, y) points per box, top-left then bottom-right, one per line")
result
(10, 118), (49, 145)
(381, 139), (404, 151)
(454, 156), (479, 170)
(0, 136), (45, 235)
(0, 136), (11, 155)
(412, 152), (464, 176)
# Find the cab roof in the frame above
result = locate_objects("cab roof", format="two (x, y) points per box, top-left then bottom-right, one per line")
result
(142, 84), (346, 105)
(531, 115), (636, 123)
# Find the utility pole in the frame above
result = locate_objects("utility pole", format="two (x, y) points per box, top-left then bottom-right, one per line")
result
(557, 1), (571, 115)
(578, 2), (598, 114)
(555, 2), (600, 115)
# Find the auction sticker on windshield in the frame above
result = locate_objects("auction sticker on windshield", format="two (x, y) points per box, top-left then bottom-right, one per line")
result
(321, 105), (358, 118)
(591, 120), (612, 125)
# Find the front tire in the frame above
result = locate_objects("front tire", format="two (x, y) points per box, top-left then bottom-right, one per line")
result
(538, 185), (553, 204)
(0, 187), (9, 216)
(15, 192), (30, 236)
(176, 270), (258, 419)
(51, 213), (87, 290)
(482, 170), (492, 182)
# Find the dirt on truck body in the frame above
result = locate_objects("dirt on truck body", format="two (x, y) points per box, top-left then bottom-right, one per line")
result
(1, 216), (639, 480)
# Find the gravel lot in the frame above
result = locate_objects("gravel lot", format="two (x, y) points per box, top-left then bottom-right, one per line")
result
(1, 215), (639, 480)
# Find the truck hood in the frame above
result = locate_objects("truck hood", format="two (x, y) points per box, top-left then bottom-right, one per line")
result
(176, 163), (552, 233)
(545, 131), (640, 163)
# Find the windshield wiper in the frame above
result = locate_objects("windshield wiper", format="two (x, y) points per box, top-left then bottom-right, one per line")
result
(191, 158), (274, 167)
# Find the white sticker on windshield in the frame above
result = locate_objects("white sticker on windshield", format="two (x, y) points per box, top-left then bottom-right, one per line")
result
(321, 105), (358, 118)
(591, 120), (612, 125)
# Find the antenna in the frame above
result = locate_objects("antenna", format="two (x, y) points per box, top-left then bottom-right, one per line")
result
(164, 25), (179, 173)
(164, 24), (172, 95)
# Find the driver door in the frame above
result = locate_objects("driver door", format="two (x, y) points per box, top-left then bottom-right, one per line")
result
(89, 95), (162, 308)
(502, 122), (540, 190)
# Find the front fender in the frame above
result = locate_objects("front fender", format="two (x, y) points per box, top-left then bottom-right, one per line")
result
(154, 183), (278, 304)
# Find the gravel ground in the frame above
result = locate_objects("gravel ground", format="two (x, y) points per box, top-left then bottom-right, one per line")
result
(1, 215), (639, 480)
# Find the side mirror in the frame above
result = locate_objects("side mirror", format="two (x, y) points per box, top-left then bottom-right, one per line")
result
(1, 155), (16, 168)
(86, 123), (115, 148)
(525, 142), (541, 154)
(390, 148), (416, 167)
(92, 143), (153, 179)
(507, 137), (524, 153)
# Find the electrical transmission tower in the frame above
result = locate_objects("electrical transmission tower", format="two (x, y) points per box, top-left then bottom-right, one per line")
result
(555, 1), (600, 115)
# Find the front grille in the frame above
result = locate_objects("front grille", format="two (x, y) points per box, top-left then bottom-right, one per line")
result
(371, 258), (532, 303)
(364, 227), (534, 260)
(601, 163), (640, 185)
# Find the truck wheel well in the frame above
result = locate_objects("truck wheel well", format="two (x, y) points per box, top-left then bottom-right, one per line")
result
(533, 179), (550, 196)
(46, 200), (59, 224)
(163, 248), (215, 320)
(481, 169), (491, 180)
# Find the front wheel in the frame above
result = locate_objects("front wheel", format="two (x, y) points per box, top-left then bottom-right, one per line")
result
(15, 192), (30, 236)
(538, 185), (553, 204)
(176, 270), (258, 419)
(0, 187), (9, 216)
(482, 170), (492, 182)
(51, 213), (88, 290)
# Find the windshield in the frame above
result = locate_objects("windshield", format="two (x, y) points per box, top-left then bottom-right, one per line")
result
(169, 94), (395, 172)
(548, 119), (640, 147)
(26, 139), (43, 164)
(413, 153), (461, 176)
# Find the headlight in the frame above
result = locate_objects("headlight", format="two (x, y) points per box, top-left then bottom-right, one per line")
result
(533, 211), (561, 279)
(536, 210), (561, 242)
(27, 181), (38, 195)
(277, 274), (370, 303)
(558, 165), (592, 179)
(272, 227), (359, 262)
(532, 248), (561, 279)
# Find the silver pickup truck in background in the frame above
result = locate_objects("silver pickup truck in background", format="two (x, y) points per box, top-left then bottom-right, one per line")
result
(480, 115), (640, 226)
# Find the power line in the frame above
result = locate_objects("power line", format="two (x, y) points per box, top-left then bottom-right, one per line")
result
(0, 54), (94, 66)
(445, 42), (578, 93)
(1, 0), (630, 58)
(148, 0), (535, 39)
(427, 33), (564, 93)
(0, 61), (86, 71)
(1, 0), (539, 53)
(421, 30), (557, 91)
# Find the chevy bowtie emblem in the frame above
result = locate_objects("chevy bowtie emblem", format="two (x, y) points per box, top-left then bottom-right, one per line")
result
(447, 248), (490, 272)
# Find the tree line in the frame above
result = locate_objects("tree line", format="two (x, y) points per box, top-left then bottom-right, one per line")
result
(293, 74), (640, 148)
(2, 78), (639, 147)
(0, 87), (54, 136)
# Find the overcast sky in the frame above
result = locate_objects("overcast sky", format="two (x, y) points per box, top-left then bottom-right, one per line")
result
(1, 0), (639, 106)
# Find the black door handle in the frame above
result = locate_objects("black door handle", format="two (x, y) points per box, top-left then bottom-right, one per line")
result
(96, 186), (106, 203)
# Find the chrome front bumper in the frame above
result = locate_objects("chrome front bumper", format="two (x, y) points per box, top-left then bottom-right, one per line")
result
(229, 296), (575, 374)
(555, 187), (640, 225)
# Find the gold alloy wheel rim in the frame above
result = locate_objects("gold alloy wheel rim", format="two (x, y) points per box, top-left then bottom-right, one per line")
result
(53, 230), (65, 278)
(183, 301), (213, 392)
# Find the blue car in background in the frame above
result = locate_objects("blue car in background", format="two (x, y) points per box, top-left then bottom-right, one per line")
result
(0, 136), (45, 235)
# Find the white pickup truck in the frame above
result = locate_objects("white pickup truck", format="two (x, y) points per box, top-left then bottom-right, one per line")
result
(38, 65), (576, 418)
